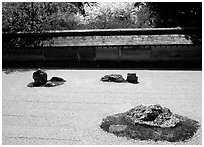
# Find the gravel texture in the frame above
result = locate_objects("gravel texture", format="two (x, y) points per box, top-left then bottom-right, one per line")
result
(2, 69), (202, 145)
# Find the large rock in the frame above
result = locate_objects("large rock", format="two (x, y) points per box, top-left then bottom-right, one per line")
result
(32, 69), (47, 86)
(126, 104), (180, 128)
(100, 74), (126, 83)
(100, 104), (200, 142)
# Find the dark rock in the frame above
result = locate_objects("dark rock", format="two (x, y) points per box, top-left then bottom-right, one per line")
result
(100, 74), (126, 83)
(100, 104), (200, 142)
(126, 73), (139, 84)
(50, 77), (66, 82)
(32, 69), (47, 86)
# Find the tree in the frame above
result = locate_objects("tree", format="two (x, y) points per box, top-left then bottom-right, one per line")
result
(2, 2), (87, 33)
(135, 2), (202, 28)
(80, 2), (139, 29)
(2, 2), (89, 49)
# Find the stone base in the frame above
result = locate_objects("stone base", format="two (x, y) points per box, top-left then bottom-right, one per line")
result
(28, 76), (66, 87)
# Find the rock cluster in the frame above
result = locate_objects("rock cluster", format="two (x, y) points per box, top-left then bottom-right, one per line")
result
(100, 73), (139, 84)
(28, 69), (66, 87)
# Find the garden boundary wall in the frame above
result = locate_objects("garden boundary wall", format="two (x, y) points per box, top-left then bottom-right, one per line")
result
(2, 28), (202, 68)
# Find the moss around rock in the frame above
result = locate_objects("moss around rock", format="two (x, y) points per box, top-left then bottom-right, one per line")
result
(100, 104), (200, 142)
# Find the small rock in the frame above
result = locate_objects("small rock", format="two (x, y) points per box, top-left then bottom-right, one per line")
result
(50, 77), (66, 82)
(126, 73), (139, 84)
(101, 74), (126, 83)
(109, 125), (127, 133)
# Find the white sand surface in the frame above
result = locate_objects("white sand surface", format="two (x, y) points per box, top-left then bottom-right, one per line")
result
(2, 69), (202, 145)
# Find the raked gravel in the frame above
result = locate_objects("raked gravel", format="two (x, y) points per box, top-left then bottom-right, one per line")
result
(2, 69), (202, 145)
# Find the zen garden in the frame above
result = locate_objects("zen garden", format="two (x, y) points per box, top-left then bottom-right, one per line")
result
(2, 2), (202, 145)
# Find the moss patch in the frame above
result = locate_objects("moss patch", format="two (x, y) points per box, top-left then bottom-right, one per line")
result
(100, 106), (200, 142)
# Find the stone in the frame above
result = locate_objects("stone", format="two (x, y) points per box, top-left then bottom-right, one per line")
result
(109, 125), (127, 133)
(126, 104), (180, 128)
(126, 73), (138, 84)
(100, 74), (126, 83)
(50, 77), (66, 82)
(32, 69), (47, 86)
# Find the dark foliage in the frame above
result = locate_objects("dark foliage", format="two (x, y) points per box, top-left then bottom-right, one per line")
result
(2, 2), (89, 48)
(135, 2), (202, 28)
